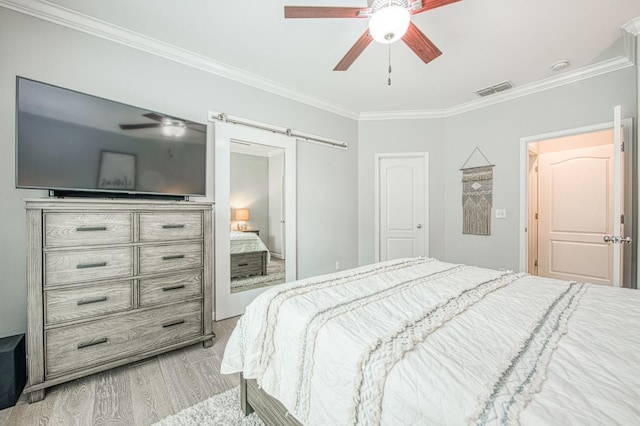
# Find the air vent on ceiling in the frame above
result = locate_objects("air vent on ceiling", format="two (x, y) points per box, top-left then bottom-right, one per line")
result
(475, 81), (513, 97)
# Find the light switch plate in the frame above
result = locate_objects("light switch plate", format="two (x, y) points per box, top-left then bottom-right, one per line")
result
(495, 209), (507, 219)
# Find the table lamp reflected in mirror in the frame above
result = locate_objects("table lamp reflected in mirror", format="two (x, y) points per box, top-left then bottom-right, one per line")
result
(234, 208), (250, 231)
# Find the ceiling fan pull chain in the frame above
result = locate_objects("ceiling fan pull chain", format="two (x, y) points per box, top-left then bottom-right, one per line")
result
(388, 42), (392, 86)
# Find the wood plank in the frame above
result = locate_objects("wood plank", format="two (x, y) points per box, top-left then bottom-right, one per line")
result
(92, 367), (135, 425)
(128, 358), (174, 425)
(192, 356), (237, 397)
(158, 349), (205, 412)
(0, 406), (13, 426)
(4, 388), (57, 426)
(48, 376), (96, 425)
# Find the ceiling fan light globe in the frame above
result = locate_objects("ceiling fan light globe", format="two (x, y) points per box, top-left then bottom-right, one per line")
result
(162, 123), (186, 137)
(368, 5), (410, 44)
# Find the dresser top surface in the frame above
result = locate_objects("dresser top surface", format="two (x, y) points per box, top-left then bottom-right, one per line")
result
(24, 198), (214, 211)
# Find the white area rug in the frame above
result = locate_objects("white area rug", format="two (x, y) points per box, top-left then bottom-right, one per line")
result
(154, 387), (264, 426)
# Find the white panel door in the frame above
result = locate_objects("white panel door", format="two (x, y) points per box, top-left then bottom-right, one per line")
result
(376, 153), (428, 261)
(538, 144), (614, 285)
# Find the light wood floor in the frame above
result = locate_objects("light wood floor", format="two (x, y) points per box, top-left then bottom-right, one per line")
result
(0, 316), (240, 426)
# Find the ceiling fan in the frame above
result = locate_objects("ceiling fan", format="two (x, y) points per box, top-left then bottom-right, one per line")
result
(119, 112), (205, 136)
(284, 0), (461, 71)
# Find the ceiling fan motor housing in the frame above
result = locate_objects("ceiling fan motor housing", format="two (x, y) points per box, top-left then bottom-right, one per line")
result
(369, 0), (411, 43)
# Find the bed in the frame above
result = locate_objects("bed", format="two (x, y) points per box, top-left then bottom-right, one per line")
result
(221, 257), (640, 425)
(230, 231), (270, 279)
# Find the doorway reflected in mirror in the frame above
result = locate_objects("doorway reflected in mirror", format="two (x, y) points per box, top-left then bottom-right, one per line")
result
(230, 141), (286, 293)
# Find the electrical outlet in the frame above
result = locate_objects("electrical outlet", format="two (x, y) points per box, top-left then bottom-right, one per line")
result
(335, 261), (341, 271)
(495, 209), (507, 219)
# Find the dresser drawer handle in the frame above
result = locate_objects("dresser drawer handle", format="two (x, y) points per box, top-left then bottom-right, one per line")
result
(77, 296), (108, 305)
(162, 224), (185, 229)
(238, 263), (249, 267)
(162, 319), (185, 328)
(162, 284), (186, 292)
(76, 262), (107, 269)
(77, 337), (108, 349)
(76, 226), (107, 232)
(162, 255), (185, 261)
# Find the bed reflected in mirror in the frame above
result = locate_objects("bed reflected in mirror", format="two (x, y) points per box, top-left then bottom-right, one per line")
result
(230, 141), (286, 293)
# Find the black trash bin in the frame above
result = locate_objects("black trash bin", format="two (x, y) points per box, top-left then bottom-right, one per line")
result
(0, 334), (26, 410)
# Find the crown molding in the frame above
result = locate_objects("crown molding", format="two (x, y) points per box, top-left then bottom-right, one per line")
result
(622, 17), (640, 36)
(359, 55), (634, 121)
(0, 0), (359, 120)
(2, 1), (636, 123)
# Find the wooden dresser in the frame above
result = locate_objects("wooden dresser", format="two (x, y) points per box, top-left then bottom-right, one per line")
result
(23, 198), (214, 402)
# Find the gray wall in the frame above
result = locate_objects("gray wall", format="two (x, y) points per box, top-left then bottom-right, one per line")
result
(443, 67), (637, 271)
(0, 9), (359, 338)
(358, 118), (446, 265)
(230, 153), (269, 244)
(358, 66), (637, 271)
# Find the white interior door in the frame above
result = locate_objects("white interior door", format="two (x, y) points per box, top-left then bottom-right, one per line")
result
(537, 106), (626, 287)
(611, 105), (624, 287)
(537, 143), (615, 285)
(375, 153), (429, 261)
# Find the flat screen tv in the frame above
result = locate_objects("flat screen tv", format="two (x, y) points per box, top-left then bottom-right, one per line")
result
(16, 77), (207, 199)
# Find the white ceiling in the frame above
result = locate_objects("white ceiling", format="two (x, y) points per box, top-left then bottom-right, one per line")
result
(10, 0), (640, 117)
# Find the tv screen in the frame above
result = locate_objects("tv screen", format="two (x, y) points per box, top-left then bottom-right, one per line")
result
(16, 77), (207, 198)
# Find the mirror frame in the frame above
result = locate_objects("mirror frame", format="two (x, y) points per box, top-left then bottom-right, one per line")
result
(214, 122), (297, 320)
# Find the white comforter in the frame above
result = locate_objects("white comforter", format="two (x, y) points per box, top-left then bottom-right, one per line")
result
(221, 258), (640, 425)
(230, 231), (270, 262)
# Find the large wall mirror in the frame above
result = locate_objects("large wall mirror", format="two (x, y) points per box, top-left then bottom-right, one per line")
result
(214, 121), (297, 320)
(230, 142), (286, 293)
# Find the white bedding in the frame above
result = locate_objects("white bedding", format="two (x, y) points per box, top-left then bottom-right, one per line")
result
(230, 231), (270, 262)
(221, 258), (640, 425)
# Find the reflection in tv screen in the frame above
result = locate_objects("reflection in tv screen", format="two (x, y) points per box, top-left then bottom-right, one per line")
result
(16, 77), (207, 197)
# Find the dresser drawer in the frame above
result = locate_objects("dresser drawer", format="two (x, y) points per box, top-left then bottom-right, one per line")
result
(45, 281), (133, 325)
(139, 242), (203, 275)
(139, 271), (202, 307)
(139, 213), (203, 242)
(231, 252), (266, 278)
(44, 247), (133, 286)
(44, 213), (133, 248)
(45, 300), (202, 377)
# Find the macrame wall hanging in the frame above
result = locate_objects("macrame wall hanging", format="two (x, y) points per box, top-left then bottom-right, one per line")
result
(460, 147), (494, 236)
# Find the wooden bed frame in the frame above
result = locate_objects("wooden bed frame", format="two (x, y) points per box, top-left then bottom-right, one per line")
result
(240, 375), (302, 426)
(230, 250), (268, 279)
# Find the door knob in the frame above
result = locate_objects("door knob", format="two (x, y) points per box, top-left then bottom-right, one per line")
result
(603, 235), (632, 244)
(416, 224), (422, 229)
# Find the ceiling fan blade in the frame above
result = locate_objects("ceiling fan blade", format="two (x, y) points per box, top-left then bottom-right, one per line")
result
(334, 30), (373, 71)
(142, 111), (197, 125)
(186, 124), (206, 133)
(119, 123), (163, 130)
(402, 22), (442, 64)
(411, 0), (461, 15)
(284, 6), (367, 19)
(142, 112), (166, 122)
